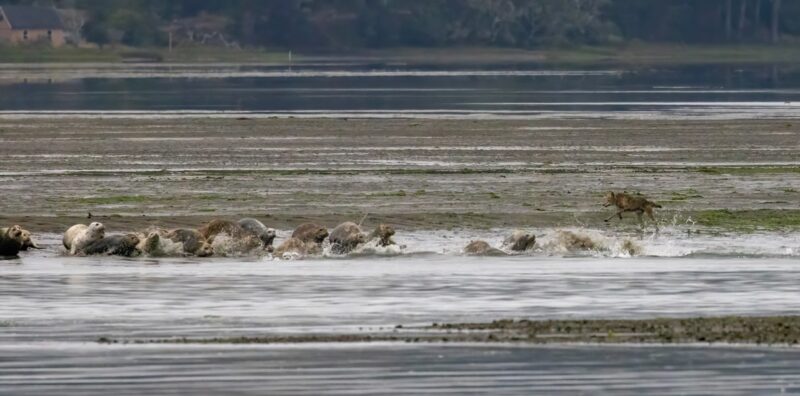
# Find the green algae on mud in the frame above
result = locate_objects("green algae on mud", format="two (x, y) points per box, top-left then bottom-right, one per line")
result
(101, 316), (800, 346)
(695, 166), (800, 176)
(693, 209), (800, 232)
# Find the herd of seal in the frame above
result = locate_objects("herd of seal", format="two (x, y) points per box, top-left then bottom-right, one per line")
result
(1, 191), (662, 259)
(1, 218), (404, 259)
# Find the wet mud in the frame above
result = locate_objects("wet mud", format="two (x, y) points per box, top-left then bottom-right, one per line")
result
(2, 118), (799, 234)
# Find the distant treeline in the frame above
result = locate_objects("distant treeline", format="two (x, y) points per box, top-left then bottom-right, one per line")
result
(5, 0), (797, 48)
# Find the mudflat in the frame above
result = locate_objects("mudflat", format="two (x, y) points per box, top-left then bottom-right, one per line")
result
(1, 117), (799, 233)
(104, 315), (800, 346)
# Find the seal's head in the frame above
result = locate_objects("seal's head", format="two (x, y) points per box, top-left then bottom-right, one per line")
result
(263, 228), (277, 245)
(123, 233), (141, 247)
(20, 229), (42, 250)
(312, 227), (329, 244)
(6, 225), (23, 240)
(506, 230), (536, 252)
(355, 231), (367, 244)
(88, 222), (105, 239)
(374, 224), (395, 238)
(197, 241), (214, 257)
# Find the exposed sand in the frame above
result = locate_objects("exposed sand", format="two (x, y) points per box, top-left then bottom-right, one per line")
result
(103, 316), (800, 346)
(1, 117), (799, 233)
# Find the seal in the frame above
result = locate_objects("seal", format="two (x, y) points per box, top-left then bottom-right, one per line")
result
(0, 225), (25, 256)
(328, 222), (367, 254)
(19, 229), (42, 251)
(63, 222), (105, 255)
(501, 230), (536, 252)
(83, 234), (141, 257)
(554, 230), (597, 251)
(198, 219), (241, 240)
(367, 224), (396, 247)
(237, 218), (276, 252)
(166, 229), (214, 257)
(136, 228), (173, 257)
(274, 237), (315, 259)
(291, 223), (329, 245)
(463, 240), (507, 256)
(199, 219), (262, 255)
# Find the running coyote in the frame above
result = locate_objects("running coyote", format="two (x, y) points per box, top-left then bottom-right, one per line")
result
(604, 191), (662, 223)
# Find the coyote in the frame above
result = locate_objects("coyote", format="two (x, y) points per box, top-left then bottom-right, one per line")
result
(603, 191), (662, 223)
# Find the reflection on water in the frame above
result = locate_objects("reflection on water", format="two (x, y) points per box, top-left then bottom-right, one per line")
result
(1, 64), (799, 120)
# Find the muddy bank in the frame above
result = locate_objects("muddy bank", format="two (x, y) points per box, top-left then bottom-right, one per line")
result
(107, 316), (800, 346)
(2, 118), (799, 232)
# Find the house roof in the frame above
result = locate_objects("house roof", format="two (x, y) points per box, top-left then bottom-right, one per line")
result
(0, 5), (64, 30)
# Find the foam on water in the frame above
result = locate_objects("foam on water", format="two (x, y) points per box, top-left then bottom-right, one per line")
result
(20, 226), (800, 261)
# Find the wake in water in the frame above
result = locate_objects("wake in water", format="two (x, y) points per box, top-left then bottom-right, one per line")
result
(11, 222), (800, 261)
(536, 229), (642, 258)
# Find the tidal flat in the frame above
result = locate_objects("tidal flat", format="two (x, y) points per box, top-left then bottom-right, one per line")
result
(1, 117), (800, 233)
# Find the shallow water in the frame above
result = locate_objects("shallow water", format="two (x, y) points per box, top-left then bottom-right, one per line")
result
(2, 343), (800, 395)
(4, 231), (800, 394)
(3, 229), (800, 345)
(2, 64), (800, 119)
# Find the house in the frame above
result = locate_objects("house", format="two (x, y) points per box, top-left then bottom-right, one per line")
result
(0, 5), (65, 47)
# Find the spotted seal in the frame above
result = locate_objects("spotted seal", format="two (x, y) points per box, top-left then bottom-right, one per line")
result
(274, 237), (320, 259)
(166, 229), (214, 257)
(237, 218), (276, 252)
(19, 229), (42, 251)
(291, 223), (329, 246)
(463, 240), (507, 256)
(367, 224), (396, 247)
(63, 222), (106, 255)
(83, 234), (141, 257)
(328, 222), (367, 254)
(500, 230), (536, 252)
(0, 225), (25, 256)
(199, 219), (262, 254)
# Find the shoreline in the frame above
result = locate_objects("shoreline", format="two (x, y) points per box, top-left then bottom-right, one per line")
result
(4, 44), (800, 66)
(3, 209), (800, 234)
(98, 315), (800, 346)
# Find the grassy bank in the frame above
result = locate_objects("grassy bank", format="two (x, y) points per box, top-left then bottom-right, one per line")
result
(0, 45), (293, 64)
(692, 209), (800, 232)
(3, 43), (800, 65)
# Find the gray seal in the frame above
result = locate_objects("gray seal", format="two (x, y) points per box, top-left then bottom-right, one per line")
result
(292, 223), (329, 245)
(329, 222), (367, 254)
(83, 234), (141, 257)
(237, 218), (276, 251)
(463, 240), (506, 256)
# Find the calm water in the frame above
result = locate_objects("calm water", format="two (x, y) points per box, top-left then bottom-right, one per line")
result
(1, 63), (800, 119)
(3, 343), (800, 395)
